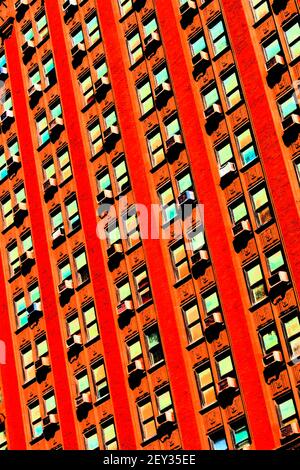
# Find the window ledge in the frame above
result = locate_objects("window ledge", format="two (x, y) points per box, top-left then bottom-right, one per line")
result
(150, 159), (166, 173)
(2, 223), (15, 235)
(90, 148), (105, 162)
(8, 272), (21, 284)
(87, 39), (102, 53)
(147, 360), (165, 374)
(254, 218), (274, 235)
(252, 12), (272, 29)
(85, 336), (101, 348)
(161, 213), (180, 230)
(248, 296), (269, 313)
(29, 434), (44, 446)
(37, 140), (51, 152)
(289, 55), (300, 67)
(199, 400), (219, 415)
(239, 157), (260, 173)
(58, 175), (73, 188)
(139, 107), (156, 121)
(115, 186), (131, 200)
(75, 278), (90, 291)
(36, 35), (49, 49)
(118, 9), (134, 23)
(81, 99), (96, 114)
(212, 46), (231, 63)
(173, 273), (192, 289)
(125, 240), (143, 256)
(22, 377), (36, 389)
(129, 56), (144, 72)
(67, 224), (82, 238)
(186, 336), (206, 351)
(136, 299), (153, 313)
(94, 395), (110, 407)
(15, 323), (29, 335)
(225, 100), (244, 116)
(287, 356), (300, 367)
(140, 435), (160, 447)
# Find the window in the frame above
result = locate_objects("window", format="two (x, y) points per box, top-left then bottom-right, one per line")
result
(266, 249), (285, 274)
(101, 420), (118, 450)
(50, 207), (64, 232)
(36, 113), (49, 146)
(0, 147), (7, 182)
(127, 30), (143, 66)
(189, 33), (207, 57)
(221, 70), (242, 108)
(43, 54), (55, 87)
(250, 0), (269, 22)
(136, 79), (154, 115)
(92, 360), (109, 400)
(118, 0), (133, 16)
(209, 430), (228, 450)
(158, 184), (177, 224)
(0, 49), (6, 69)
(259, 325), (279, 353)
(94, 59), (108, 79)
(67, 313), (81, 337)
(170, 242), (189, 281)
(182, 302), (202, 344)
(137, 399), (156, 441)
(2, 93), (13, 113)
(134, 269), (152, 306)
(59, 260), (72, 282)
(57, 147), (72, 182)
(147, 128), (165, 167)
(244, 262), (266, 305)
(279, 93), (298, 119)
(21, 231), (33, 253)
(28, 401), (43, 439)
(235, 127), (258, 166)
(50, 100), (62, 120)
(71, 27), (84, 47)
(97, 169), (111, 193)
(21, 346), (35, 383)
(76, 371), (90, 394)
(196, 365), (216, 407)
(82, 303), (99, 342)
(189, 228), (205, 253)
(216, 141), (234, 167)
(216, 353), (234, 379)
(43, 391), (57, 415)
(165, 116), (181, 139)
(283, 314), (300, 360)
(143, 16), (158, 37)
(29, 67), (41, 86)
(294, 158), (300, 184)
(263, 37), (281, 61)
(7, 243), (20, 277)
(145, 326), (164, 366)
(231, 422), (250, 449)
(29, 283), (40, 304)
(202, 291), (220, 316)
(229, 199), (248, 224)
(43, 158), (56, 183)
(116, 279), (132, 302)
(277, 396), (297, 425)
(250, 187), (272, 227)
(284, 20), (300, 60)
(79, 73), (94, 105)
(85, 13), (101, 46)
(84, 429), (99, 450)
(8, 137), (19, 158)
(202, 85), (220, 110)
(35, 11), (48, 41)
(127, 337), (143, 362)
(23, 23), (34, 42)
(1, 196), (13, 229)
(74, 249), (90, 285)
(208, 19), (229, 56)
(156, 388), (174, 415)
(65, 195), (80, 231)
(103, 108), (117, 129)
(107, 222), (121, 247)
(14, 293), (27, 329)
(122, 207), (140, 248)
(88, 120), (103, 156)
(153, 64), (169, 87)
(0, 430), (7, 451)
(176, 171), (193, 195)
(14, 184), (26, 204)
(113, 157), (130, 194)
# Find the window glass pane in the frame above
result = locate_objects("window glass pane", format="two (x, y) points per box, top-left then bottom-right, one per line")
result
(217, 143), (233, 166)
(190, 35), (206, 55)
(204, 292), (219, 313)
(231, 202), (247, 223)
(280, 95), (297, 118)
(144, 18), (157, 36)
(279, 399), (296, 421)
(267, 251), (284, 273)
(218, 355), (233, 377)
(247, 264), (263, 286)
(262, 330), (279, 351)
(285, 317), (300, 339)
(85, 432), (99, 450)
(264, 39), (281, 61)
(203, 87), (219, 108)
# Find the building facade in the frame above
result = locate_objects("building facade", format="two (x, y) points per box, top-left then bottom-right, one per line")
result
(0, 0), (299, 450)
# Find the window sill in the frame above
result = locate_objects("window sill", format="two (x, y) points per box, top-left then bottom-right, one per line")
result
(119, 9), (134, 23)
(252, 12), (272, 29)
(36, 35), (49, 49)
(8, 272), (21, 284)
(136, 299), (153, 313)
(212, 46), (231, 63)
(84, 335), (101, 348)
(254, 218), (274, 235)
(75, 278), (90, 292)
(150, 159), (166, 173)
(161, 213), (180, 230)
(199, 400), (219, 415)
(2, 222), (15, 235)
(125, 240), (143, 256)
(239, 157), (260, 173)
(15, 323), (29, 335)
(289, 55), (300, 67)
(186, 336), (206, 351)
(29, 434), (44, 446)
(22, 377), (36, 389)
(81, 99), (96, 114)
(115, 186), (131, 200)
(129, 56), (144, 72)
(58, 175), (73, 188)
(67, 224), (82, 238)
(225, 100), (244, 116)
(248, 296), (269, 313)
(173, 273), (192, 289)
(94, 395), (110, 407)
(140, 435), (160, 447)
(87, 38), (102, 53)
(90, 148), (104, 162)
(139, 107), (156, 122)
(37, 140), (51, 152)
(147, 360), (165, 374)
(287, 356), (300, 366)
(199, 0), (213, 9)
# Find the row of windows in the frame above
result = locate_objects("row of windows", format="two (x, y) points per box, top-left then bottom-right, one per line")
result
(83, 419), (118, 450)
(21, 8), (49, 47)
(69, 10), (101, 51)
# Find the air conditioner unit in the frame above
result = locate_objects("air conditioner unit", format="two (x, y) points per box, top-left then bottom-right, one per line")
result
(27, 302), (42, 324)
(20, 250), (34, 264)
(127, 358), (144, 377)
(204, 311), (223, 331)
(166, 134), (183, 154)
(7, 155), (21, 177)
(268, 271), (289, 289)
(13, 202), (28, 225)
(103, 125), (119, 145)
(66, 333), (82, 349)
(107, 243), (123, 259)
(63, 0), (78, 17)
(180, 1), (197, 19)
(266, 54), (285, 72)
(178, 190), (195, 206)
(117, 300), (133, 316)
(263, 350), (283, 369)
(280, 420), (300, 441)
(0, 17), (14, 41)
(192, 51), (210, 72)
(43, 413), (58, 428)
(49, 117), (64, 137)
(1, 110), (14, 128)
(71, 42), (86, 63)
(21, 40), (35, 58)
(95, 75), (110, 98)
(157, 409), (175, 426)
(76, 391), (92, 408)
(219, 162), (236, 180)
(28, 83), (42, 99)
(144, 31), (160, 56)
(191, 249), (209, 265)
(0, 66), (8, 80)
(43, 177), (57, 196)
(217, 377), (237, 395)
(15, 0), (29, 12)
(52, 227), (65, 247)
(154, 81), (172, 105)
(204, 103), (223, 120)
(282, 113), (300, 131)
(232, 219), (251, 238)
(96, 189), (113, 205)
(58, 279), (73, 295)
(35, 355), (50, 373)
